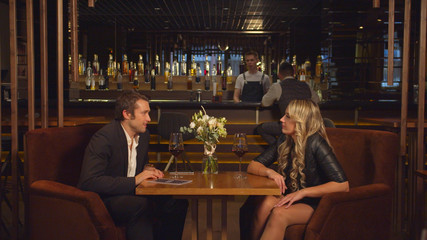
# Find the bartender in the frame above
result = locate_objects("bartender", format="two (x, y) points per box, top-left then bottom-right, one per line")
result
(233, 50), (270, 102)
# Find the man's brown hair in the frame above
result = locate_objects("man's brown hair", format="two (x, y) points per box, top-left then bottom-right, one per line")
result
(114, 90), (149, 121)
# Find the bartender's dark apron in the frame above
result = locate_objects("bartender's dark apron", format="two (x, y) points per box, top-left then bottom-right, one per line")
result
(241, 72), (265, 102)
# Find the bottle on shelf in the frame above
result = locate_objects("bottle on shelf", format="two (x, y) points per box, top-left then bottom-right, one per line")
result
(133, 70), (139, 90)
(164, 62), (171, 83)
(122, 54), (129, 76)
(181, 55), (187, 76)
(239, 55), (245, 74)
(137, 54), (144, 74)
(204, 75), (210, 91)
(144, 64), (150, 83)
(260, 55), (266, 73)
(116, 69), (123, 90)
(190, 55), (197, 76)
(98, 69), (105, 90)
(204, 55), (210, 76)
(196, 63), (201, 83)
(154, 54), (161, 75)
(211, 64), (217, 77)
(172, 57), (179, 76)
(78, 54), (85, 76)
(226, 63), (232, 84)
(187, 75), (192, 90)
(85, 61), (93, 89)
(88, 61), (95, 90)
(315, 55), (322, 78)
(271, 60), (278, 83)
(129, 62), (134, 82)
(304, 58), (311, 77)
(107, 54), (114, 76)
(291, 55), (297, 77)
(221, 69), (226, 91)
(167, 74), (173, 90)
(150, 68), (156, 90)
(93, 54), (100, 75)
(217, 55), (222, 75)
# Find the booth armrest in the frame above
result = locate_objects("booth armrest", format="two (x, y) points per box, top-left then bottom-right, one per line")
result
(305, 183), (392, 240)
(29, 180), (120, 240)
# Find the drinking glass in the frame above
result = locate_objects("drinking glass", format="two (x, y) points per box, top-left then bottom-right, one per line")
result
(232, 133), (248, 179)
(169, 132), (184, 178)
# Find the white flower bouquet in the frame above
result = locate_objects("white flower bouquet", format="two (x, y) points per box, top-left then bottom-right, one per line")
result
(180, 106), (227, 173)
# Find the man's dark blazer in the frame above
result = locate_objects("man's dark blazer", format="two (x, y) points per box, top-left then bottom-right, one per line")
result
(78, 120), (150, 197)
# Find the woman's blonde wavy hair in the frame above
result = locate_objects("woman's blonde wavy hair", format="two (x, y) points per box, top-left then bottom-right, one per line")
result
(277, 99), (331, 192)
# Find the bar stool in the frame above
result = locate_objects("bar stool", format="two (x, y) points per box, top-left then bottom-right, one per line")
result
(157, 112), (194, 172)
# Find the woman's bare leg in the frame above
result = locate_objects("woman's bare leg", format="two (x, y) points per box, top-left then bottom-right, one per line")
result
(260, 203), (314, 240)
(250, 195), (281, 240)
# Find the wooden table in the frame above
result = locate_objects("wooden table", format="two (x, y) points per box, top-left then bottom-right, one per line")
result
(136, 171), (280, 240)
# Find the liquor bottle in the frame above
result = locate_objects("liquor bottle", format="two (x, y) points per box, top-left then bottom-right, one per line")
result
(128, 62), (133, 82)
(204, 55), (210, 76)
(85, 61), (92, 89)
(304, 58), (311, 77)
(190, 55), (197, 76)
(164, 62), (170, 84)
(239, 55), (245, 74)
(107, 54), (114, 76)
(93, 54), (100, 75)
(291, 55), (297, 77)
(187, 75), (192, 90)
(122, 54), (129, 76)
(260, 55), (266, 73)
(137, 55), (144, 74)
(150, 68), (156, 90)
(315, 55), (322, 78)
(195, 63), (201, 83)
(78, 54), (85, 75)
(154, 54), (161, 75)
(217, 55), (222, 75)
(116, 70), (123, 90)
(133, 70), (139, 90)
(226, 64), (233, 84)
(88, 61), (96, 90)
(221, 69), (226, 91)
(211, 64), (217, 77)
(172, 57), (179, 76)
(144, 64), (150, 83)
(167, 75), (173, 90)
(104, 72), (109, 90)
(98, 69), (105, 89)
(181, 55), (187, 76)
(204, 75), (210, 90)
(271, 60), (278, 82)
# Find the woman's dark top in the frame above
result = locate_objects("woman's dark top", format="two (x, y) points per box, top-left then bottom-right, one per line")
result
(254, 132), (347, 209)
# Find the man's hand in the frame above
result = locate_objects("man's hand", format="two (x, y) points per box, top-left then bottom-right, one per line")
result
(266, 169), (286, 194)
(135, 168), (164, 185)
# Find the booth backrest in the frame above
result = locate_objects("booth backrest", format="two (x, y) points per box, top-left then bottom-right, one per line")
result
(325, 128), (398, 189)
(25, 124), (102, 187)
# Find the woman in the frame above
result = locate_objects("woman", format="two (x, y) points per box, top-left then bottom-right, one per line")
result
(246, 99), (349, 240)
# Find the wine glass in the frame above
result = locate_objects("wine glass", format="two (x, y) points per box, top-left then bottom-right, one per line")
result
(169, 132), (184, 178)
(232, 133), (248, 179)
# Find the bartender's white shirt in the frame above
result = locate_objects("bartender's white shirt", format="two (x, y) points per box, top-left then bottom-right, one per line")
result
(121, 124), (139, 177)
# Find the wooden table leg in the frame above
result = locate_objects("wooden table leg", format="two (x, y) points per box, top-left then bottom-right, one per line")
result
(207, 198), (213, 240)
(191, 199), (198, 240)
(221, 198), (227, 240)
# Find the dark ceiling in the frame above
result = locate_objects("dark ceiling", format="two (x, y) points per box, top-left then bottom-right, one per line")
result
(78, 0), (326, 33)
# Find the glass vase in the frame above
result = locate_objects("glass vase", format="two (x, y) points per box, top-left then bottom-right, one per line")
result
(202, 143), (218, 174)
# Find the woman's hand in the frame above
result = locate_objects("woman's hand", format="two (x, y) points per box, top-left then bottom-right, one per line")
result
(266, 169), (287, 194)
(274, 189), (306, 208)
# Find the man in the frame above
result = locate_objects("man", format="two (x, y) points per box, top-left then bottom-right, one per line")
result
(233, 50), (270, 102)
(78, 90), (188, 240)
(256, 62), (319, 144)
